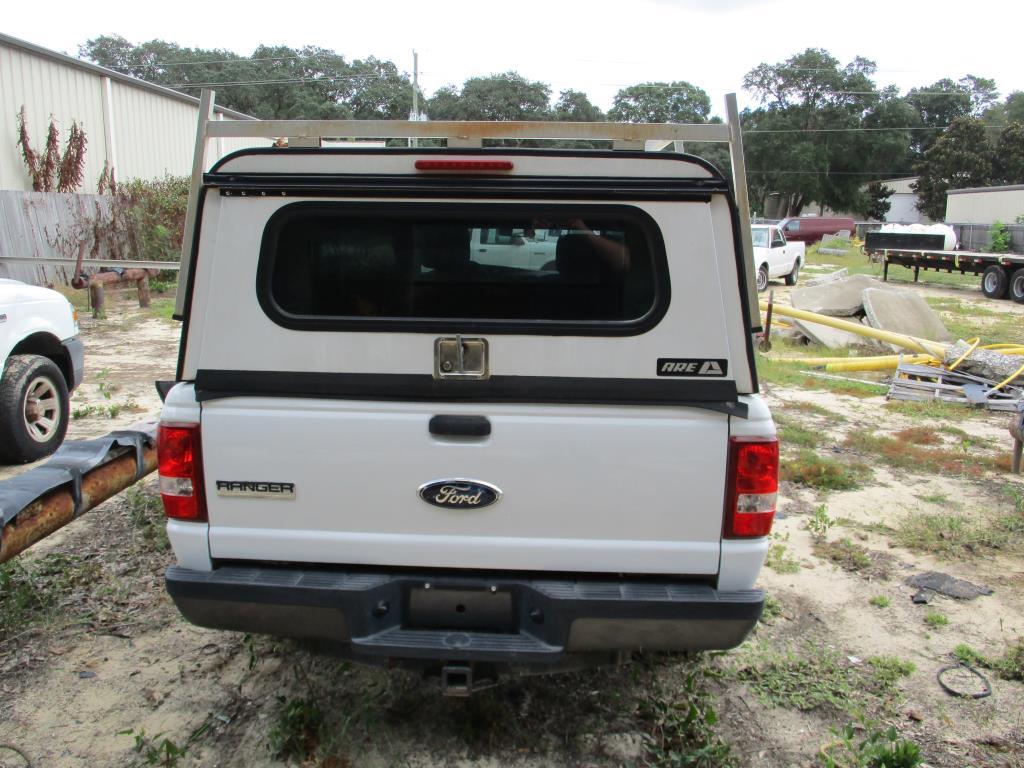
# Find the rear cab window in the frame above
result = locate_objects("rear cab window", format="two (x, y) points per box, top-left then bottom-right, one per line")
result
(258, 204), (669, 334)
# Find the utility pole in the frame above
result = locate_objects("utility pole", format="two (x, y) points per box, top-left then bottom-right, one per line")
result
(411, 50), (419, 148)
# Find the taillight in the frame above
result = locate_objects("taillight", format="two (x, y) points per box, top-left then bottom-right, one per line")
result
(414, 160), (514, 171)
(724, 436), (778, 538)
(158, 422), (207, 521)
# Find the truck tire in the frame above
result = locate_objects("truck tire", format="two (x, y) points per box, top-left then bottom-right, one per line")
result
(757, 264), (769, 292)
(1010, 268), (1024, 304)
(981, 265), (1009, 299)
(0, 354), (70, 463)
(783, 260), (800, 286)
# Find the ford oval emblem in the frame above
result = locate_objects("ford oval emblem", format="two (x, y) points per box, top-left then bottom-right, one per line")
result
(418, 479), (501, 509)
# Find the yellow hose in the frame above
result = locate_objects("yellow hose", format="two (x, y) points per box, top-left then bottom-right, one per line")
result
(947, 338), (980, 371)
(759, 301), (949, 358)
(824, 355), (935, 372)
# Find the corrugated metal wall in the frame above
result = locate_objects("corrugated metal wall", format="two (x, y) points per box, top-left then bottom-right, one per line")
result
(0, 45), (107, 192)
(1, 40), (266, 192)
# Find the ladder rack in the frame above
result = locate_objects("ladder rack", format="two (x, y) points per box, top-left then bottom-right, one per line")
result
(175, 90), (758, 329)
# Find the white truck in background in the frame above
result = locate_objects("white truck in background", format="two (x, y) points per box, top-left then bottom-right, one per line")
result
(157, 95), (776, 694)
(751, 224), (805, 291)
(0, 279), (84, 463)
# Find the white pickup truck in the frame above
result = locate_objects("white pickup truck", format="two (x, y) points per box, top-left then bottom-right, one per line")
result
(751, 224), (805, 291)
(0, 279), (84, 463)
(158, 102), (777, 693)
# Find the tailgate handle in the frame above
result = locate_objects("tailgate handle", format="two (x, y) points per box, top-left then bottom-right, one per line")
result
(429, 415), (491, 438)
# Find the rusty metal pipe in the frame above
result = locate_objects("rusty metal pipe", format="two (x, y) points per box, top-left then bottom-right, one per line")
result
(0, 445), (157, 564)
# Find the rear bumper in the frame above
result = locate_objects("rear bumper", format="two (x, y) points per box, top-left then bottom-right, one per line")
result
(166, 565), (762, 664)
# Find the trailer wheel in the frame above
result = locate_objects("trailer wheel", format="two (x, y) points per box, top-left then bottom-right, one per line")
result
(1010, 268), (1024, 304)
(981, 265), (1009, 299)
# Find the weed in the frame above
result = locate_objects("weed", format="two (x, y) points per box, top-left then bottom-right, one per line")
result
(0, 553), (99, 641)
(149, 298), (177, 321)
(268, 696), (325, 762)
(883, 399), (981, 423)
(845, 430), (996, 476)
(892, 426), (940, 446)
(775, 413), (823, 449)
(761, 595), (783, 623)
(989, 220), (1011, 253)
(819, 718), (923, 768)
(869, 595), (890, 609)
(781, 450), (868, 491)
(96, 368), (118, 400)
(951, 639), (1024, 680)
(953, 643), (986, 667)
(813, 538), (873, 573)
(991, 637), (1024, 681)
(736, 642), (912, 716)
(765, 535), (801, 574)
(924, 611), (948, 629)
(121, 719), (210, 768)
(785, 401), (844, 420)
(736, 644), (856, 712)
(806, 504), (834, 541)
(914, 492), (951, 506)
(867, 656), (915, 686)
(124, 485), (170, 552)
(895, 512), (1024, 558)
(638, 666), (735, 767)
(72, 404), (101, 419)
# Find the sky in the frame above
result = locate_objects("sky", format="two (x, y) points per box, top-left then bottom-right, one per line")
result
(4, 0), (1024, 116)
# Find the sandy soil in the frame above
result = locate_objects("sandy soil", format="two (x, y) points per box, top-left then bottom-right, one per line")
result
(1, 285), (1023, 767)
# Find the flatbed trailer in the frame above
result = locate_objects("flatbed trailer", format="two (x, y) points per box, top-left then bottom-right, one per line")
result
(866, 245), (1024, 302)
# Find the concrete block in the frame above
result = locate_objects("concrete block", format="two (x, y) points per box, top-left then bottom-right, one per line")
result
(862, 288), (952, 344)
(804, 268), (848, 287)
(791, 274), (891, 317)
(791, 317), (872, 349)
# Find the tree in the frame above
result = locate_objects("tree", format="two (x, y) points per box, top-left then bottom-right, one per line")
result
(608, 81), (710, 123)
(906, 75), (998, 155)
(428, 73), (551, 121)
(862, 181), (894, 221)
(742, 48), (886, 216)
(994, 122), (1024, 186)
(554, 90), (603, 122)
(912, 118), (994, 220)
(79, 36), (413, 120)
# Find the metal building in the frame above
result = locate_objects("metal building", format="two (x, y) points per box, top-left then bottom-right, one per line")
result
(0, 32), (258, 191)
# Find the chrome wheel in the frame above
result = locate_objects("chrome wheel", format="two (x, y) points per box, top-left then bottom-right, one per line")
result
(22, 375), (61, 443)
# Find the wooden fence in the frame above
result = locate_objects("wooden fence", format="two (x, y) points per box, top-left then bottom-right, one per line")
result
(0, 191), (110, 285)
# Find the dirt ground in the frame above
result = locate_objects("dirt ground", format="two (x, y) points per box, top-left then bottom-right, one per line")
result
(1, 282), (1024, 767)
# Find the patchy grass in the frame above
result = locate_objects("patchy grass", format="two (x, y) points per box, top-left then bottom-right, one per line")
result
(915, 492), (953, 506)
(0, 553), (100, 642)
(765, 537), (801, 574)
(775, 415), (823, 449)
(924, 611), (949, 629)
(268, 697), (325, 763)
(951, 639), (1024, 681)
(148, 297), (177, 322)
(869, 595), (891, 609)
(780, 400), (845, 420)
(893, 426), (941, 446)
(813, 538), (876, 574)
(734, 641), (912, 715)
(926, 296), (1024, 346)
(820, 718), (924, 768)
(894, 511), (1024, 558)
(781, 450), (870, 491)
(637, 664), (736, 768)
(124, 486), (170, 552)
(882, 399), (985, 423)
(758, 354), (886, 398)
(845, 429), (998, 476)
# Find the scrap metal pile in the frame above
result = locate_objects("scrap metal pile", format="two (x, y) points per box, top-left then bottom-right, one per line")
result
(762, 271), (1024, 412)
